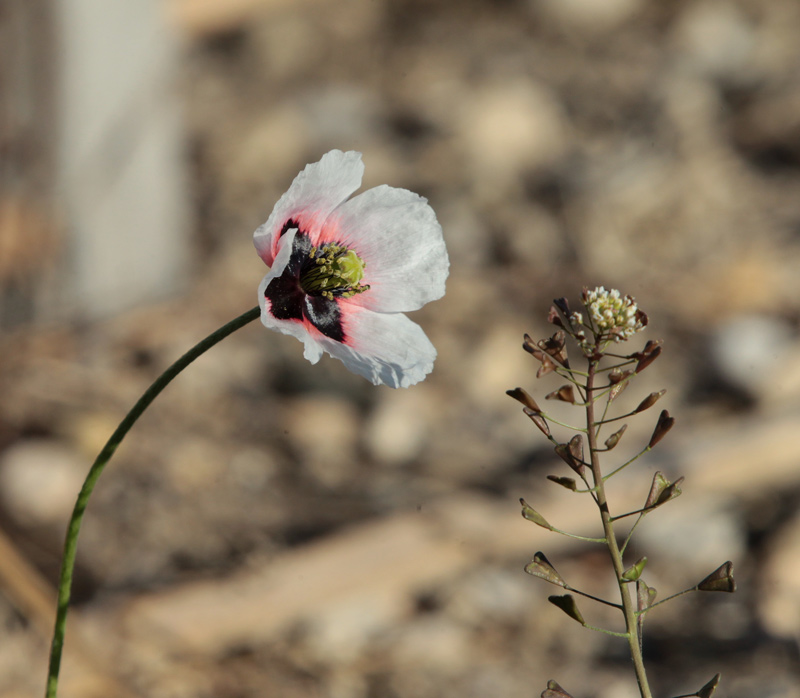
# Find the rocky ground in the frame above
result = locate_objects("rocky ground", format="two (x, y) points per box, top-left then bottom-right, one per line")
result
(2, 0), (800, 696)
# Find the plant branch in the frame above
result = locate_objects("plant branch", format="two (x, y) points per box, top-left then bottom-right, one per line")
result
(585, 360), (653, 698)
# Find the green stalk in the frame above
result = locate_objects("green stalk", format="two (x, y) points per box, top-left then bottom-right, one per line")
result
(584, 359), (653, 698)
(45, 306), (261, 698)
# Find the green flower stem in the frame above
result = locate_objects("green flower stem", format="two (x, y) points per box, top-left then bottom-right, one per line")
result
(598, 391), (614, 426)
(640, 587), (697, 614)
(620, 513), (646, 556)
(596, 407), (641, 424)
(597, 358), (637, 371)
(548, 526), (606, 544)
(585, 359), (653, 698)
(535, 414), (587, 432)
(555, 367), (589, 379)
(564, 585), (622, 610)
(601, 447), (650, 481)
(45, 306), (261, 698)
(610, 508), (649, 522)
(583, 624), (630, 639)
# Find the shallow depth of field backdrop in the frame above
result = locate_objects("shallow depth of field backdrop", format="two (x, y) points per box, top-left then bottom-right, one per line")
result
(1, 0), (800, 697)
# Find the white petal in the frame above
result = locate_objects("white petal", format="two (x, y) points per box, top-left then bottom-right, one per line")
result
(328, 185), (449, 313)
(318, 305), (437, 388)
(253, 150), (364, 266)
(257, 229), (324, 363)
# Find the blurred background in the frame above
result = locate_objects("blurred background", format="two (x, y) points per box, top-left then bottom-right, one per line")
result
(2, 0), (800, 696)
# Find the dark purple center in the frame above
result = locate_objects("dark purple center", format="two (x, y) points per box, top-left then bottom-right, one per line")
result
(264, 220), (346, 342)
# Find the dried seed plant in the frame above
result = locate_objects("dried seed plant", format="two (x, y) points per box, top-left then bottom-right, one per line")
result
(508, 288), (736, 698)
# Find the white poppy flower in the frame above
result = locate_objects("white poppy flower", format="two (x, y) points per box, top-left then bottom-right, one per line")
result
(254, 150), (449, 388)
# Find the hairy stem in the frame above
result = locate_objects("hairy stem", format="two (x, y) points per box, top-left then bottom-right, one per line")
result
(585, 359), (653, 698)
(45, 306), (261, 698)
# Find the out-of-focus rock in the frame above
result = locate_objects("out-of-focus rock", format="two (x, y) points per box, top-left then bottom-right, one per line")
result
(252, 13), (328, 83)
(532, 0), (643, 33)
(283, 395), (360, 488)
(465, 323), (539, 411)
(300, 594), (400, 665)
(299, 84), (381, 149)
(227, 104), (311, 197)
(758, 510), (800, 639)
(228, 446), (279, 492)
(597, 677), (642, 698)
(0, 439), (85, 525)
(709, 314), (794, 402)
(447, 567), (531, 625)
(391, 616), (471, 674)
(672, 1), (756, 83)
(436, 199), (492, 269)
(635, 494), (745, 581)
(456, 80), (568, 198)
(501, 203), (562, 272)
(364, 386), (438, 466)
(166, 437), (228, 494)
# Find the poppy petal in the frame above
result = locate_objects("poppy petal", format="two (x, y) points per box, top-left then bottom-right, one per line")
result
(317, 304), (437, 388)
(253, 150), (364, 266)
(328, 185), (448, 313)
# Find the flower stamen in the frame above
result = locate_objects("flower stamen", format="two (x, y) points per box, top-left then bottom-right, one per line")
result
(300, 242), (370, 301)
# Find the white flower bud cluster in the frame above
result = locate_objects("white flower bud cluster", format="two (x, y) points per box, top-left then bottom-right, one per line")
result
(584, 287), (644, 341)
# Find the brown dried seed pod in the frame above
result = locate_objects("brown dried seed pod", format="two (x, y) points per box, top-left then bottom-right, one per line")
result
(634, 390), (666, 413)
(524, 407), (551, 436)
(648, 409), (675, 448)
(545, 385), (575, 403)
(506, 387), (542, 412)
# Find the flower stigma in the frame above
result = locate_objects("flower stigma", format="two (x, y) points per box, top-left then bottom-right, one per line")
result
(300, 242), (370, 301)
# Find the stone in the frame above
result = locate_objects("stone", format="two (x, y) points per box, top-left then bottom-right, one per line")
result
(672, 1), (756, 83)
(758, 509), (800, 638)
(364, 387), (438, 466)
(447, 567), (531, 625)
(0, 439), (86, 526)
(283, 395), (360, 488)
(391, 616), (471, 675)
(456, 80), (567, 198)
(709, 314), (794, 402)
(533, 0), (642, 33)
(635, 494), (745, 582)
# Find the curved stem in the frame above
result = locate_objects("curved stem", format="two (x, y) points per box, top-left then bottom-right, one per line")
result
(45, 306), (261, 698)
